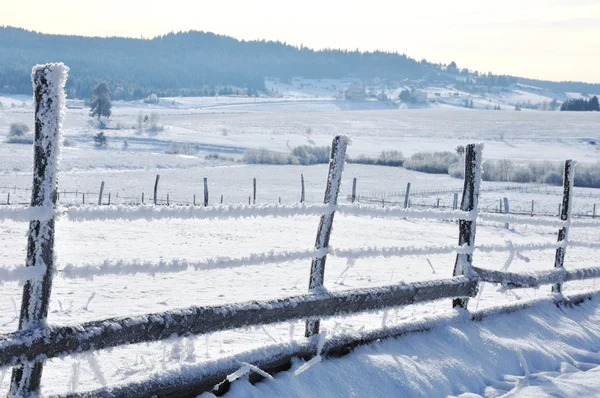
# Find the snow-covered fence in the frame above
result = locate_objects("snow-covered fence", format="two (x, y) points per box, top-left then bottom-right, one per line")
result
(2, 70), (600, 397)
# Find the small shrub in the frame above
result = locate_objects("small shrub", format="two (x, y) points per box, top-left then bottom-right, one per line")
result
(205, 153), (234, 162)
(542, 171), (563, 186)
(243, 148), (296, 165)
(403, 151), (460, 174)
(291, 145), (330, 165)
(166, 142), (197, 155)
(5, 122), (33, 144)
(93, 132), (107, 147)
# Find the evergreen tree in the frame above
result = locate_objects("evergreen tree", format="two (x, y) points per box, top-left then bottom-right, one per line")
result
(89, 82), (112, 122)
(589, 96), (599, 111)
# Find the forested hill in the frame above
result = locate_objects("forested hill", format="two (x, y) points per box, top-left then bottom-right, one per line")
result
(1, 26), (599, 100)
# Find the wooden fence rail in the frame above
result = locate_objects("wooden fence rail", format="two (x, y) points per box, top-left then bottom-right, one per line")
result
(1, 63), (600, 397)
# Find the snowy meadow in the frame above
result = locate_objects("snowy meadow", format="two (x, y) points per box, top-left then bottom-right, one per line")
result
(1, 94), (600, 396)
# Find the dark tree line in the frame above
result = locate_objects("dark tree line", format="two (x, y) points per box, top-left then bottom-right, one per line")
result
(560, 96), (599, 111)
(1, 26), (600, 100)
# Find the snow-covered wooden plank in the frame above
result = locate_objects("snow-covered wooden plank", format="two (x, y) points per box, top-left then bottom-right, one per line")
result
(472, 265), (600, 289)
(553, 160), (574, 293)
(0, 277), (477, 368)
(306, 135), (350, 336)
(10, 62), (69, 397)
(452, 143), (483, 309)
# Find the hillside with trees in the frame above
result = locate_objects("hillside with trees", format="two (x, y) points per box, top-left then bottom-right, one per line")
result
(1, 26), (599, 100)
(560, 96), (600, 111)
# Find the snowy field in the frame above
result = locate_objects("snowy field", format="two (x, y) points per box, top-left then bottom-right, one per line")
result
(1, 95), (600, 396)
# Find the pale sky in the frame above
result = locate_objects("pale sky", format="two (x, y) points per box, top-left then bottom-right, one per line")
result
(2, 0), (599, 83)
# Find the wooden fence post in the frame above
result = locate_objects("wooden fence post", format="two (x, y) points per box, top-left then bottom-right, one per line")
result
(82, 193), (85, 204)
(503, 197), (509, 229)
(108, 192), (111, 206)
(203, 177), (209, 207)
(301, 174), (306, 203)
(154, 174), (160, 205)
(6, 192), (9, 205)
(220, 194), (223, 204)
(10, 63), (68, 396)
(305, 135), (349, 337)
(452, 143), (482, 309)
(98, 181), (105, 205)
(552, 159), (574, 293)
(531, 200), (535, 217)
(594, 204), (597, 219)
(193, 194), (196, 206)
(351, 177), (357, 203)
(404, 182), (411, 209)
(141, 192), (144, 204)
(253, 178), (257, 205)
(453, 192), (458, 210)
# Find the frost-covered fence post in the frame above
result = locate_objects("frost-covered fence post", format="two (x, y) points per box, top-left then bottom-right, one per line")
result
(6, 192), (9, 205)
(503, 197), (509, 229)
(154, 174), (160, 205)
(531, 200), (535, 217)
(451, 143), (482, 309)
(351, 177), (357, 203)
(98, 181), (105, 205)
(10, 63), (68, 396)
(552, 159), (574, 294)
(203, 177), (209, 207)
(305, 135), (349, 337)
(404, 182), (411, 209)
(453, 192), (458, 210)
(301, 174), (306, 203)
(253, 178), (257, 205)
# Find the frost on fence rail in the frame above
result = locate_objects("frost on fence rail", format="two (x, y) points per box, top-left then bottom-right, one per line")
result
(0, 206), (54, 223)
(336, 204), (473, 221)
(472, 265), (600, 289)
(62, 203), (331, 222)
(477, 213), (567, 228)
(0, 276), (477, 368)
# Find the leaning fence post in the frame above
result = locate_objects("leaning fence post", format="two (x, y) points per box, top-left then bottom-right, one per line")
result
(552, 159), (574, 294)
(305, 135), (350, 337)
(10, 63), (68, 396)
(98, 181), (105, 205)
(154, 174), (160, 205)
(203, 177), (209, 207)
(351, 177), (357, 203)
(452, 143), (483, 309)
(301, 174), (306, 203)
(404, 182), (411, 209)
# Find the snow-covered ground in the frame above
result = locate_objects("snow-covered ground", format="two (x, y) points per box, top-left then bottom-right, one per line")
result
(1, 94), (600, 396)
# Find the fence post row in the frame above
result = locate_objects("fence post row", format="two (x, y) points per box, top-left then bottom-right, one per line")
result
(10, 63), (68, 396)
(552, 159), (574, 293)
(452, 143), (482, 309)
(154, 174), (160, 205)
(305, 135), (349, 337)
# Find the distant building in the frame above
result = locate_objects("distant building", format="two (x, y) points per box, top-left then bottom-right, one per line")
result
(345, 84), (366, 100)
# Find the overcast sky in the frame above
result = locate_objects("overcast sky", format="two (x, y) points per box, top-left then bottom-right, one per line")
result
(2, 0), (599, 83)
